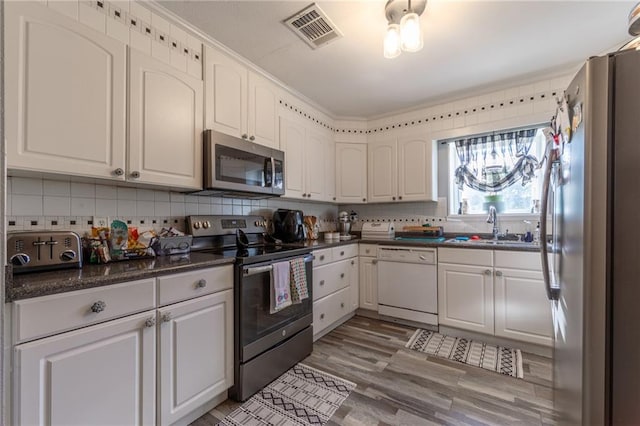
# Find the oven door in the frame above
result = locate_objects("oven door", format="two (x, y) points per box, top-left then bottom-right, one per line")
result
(238, 254), (313, 362)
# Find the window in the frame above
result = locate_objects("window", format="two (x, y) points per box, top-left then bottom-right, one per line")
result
(448, 127), (547, 215)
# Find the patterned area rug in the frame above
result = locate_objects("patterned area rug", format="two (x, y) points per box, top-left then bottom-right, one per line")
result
(218, 363), (356, 425)
(406, 329), (524, 379)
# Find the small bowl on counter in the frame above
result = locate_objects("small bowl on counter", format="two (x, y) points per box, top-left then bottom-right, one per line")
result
(324, 232), (340, 242)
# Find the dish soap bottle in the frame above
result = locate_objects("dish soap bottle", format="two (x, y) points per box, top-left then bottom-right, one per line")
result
(534, 222), (541, 244)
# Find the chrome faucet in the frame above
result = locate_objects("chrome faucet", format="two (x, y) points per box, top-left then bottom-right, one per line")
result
(486, 205), (499, 240)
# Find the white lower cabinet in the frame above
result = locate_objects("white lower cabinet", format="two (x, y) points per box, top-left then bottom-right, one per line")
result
(312, 244), (358, 339)
(158, 290), (233, 426)
(437, 248), (552, 346)
(15, 311), (157, 426)
(358, 246), (378, 311)
(12, 266), (234, 426)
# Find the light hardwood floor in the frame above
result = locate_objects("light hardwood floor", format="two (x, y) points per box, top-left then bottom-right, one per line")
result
(191, 316), (556, 425)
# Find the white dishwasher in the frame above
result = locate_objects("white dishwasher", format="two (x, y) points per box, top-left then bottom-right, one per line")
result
(377, 246), (438, 325)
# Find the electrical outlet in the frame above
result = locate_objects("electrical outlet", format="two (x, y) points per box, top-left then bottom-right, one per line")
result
(93, 216), (109, 227)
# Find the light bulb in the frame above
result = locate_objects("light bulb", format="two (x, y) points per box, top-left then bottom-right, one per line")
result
(400, 12), (423, 52)
(383, 24), (401, 58)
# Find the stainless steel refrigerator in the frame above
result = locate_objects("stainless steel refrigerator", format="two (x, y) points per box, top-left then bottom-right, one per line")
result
(540, 47), (640, 425)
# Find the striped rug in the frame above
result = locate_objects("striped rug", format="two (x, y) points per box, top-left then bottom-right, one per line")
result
(218, 363), (356, 425)
(406, 329), (524, 379)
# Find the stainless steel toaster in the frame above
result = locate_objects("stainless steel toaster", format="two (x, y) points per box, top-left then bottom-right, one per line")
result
(7, 231), (82, 273)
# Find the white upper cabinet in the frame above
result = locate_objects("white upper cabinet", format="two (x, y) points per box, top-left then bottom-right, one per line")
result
(5, 2), (127, 180)
(248, 71), (280, 148)
(325, 138), (337, 202)
(128, 49), (203, 189)
(205, 46), (280, 148)
(368, 138), (397, 203)
(336, 143), (368, 203)
(204, 45), (248, 139)
(367, 129), (437, 203)
(280, 115), (306, 199)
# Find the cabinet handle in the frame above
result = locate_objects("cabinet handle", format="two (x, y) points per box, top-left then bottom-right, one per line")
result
(320, 313), (325, 320)
(241, 134), (248, 139)
(161, 313), (172, 323)
(90, 301), (106, 313)
(249, 135), (255, 141)
(340, 273), (345, 279)
(484, 269), (492, 276)
(195, 279), (207, 288)
(495, 270), (503, 277)
(419, 255), (427, 261)
(320, 280), (325, 286)
(372, 259), (378, 264)
(341, 302), (345, 309)
(130, 171), (140, 179)
(144, 317), (156, 328)
(113, 168), (124, 176)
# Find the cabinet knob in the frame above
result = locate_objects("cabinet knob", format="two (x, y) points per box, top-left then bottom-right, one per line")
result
(319, 280), (325, 286)
(130, 171), (140, 179)
(161, 313), (172, 323)
(144, 317), (156, 328)
(333, 197), (336, 201)
(399, 196), (403, 200)
(195, 279), (207, 288)
(484, 269), (492, 276)
(241, 134), (248, 139)
(320, 313), (325, 320)
(340, 273), (345, 279)
(340, 302), (345, 309)
(372, 259), (378, 264)
(249, 135), (255, 141)
(365, 249), (370, 254)
(362, 198), (366, 202)
(90, 301), (106, 313)
(392, 196), (396, 201)
(351, 260), (355, 265)
(340, 251), (345, 256)
(113, 168), (124, 176)
(495, 270), (503, 277)
(320, 255), (325, 261)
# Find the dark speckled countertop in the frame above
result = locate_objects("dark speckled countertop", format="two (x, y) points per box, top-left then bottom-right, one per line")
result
(6, 252), (234, 302)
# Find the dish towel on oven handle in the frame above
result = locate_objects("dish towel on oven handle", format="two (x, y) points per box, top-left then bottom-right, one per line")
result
(289, 257), (309, 304)
(270, 261), (292, 313)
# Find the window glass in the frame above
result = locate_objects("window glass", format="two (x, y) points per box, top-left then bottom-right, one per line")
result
(449, 128), (546, 215)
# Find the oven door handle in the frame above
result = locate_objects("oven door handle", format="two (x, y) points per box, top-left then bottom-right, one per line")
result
(243, 254), (314, 277)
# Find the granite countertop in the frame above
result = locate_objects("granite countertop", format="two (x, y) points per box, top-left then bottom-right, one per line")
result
(6, 252), (234, 302)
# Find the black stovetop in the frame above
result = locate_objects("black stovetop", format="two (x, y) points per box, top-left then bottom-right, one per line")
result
(200, 244), (311, 265)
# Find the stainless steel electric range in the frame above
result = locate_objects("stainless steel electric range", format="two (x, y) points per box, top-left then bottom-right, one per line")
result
(187, 215), (313, 402)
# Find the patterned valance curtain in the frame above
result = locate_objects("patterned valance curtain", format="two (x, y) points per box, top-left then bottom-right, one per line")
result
(453, 129), (539, 193)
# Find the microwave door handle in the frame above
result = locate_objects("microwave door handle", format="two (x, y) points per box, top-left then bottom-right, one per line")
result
(270, 157), (276, 188)
(540, 146), (559, 301)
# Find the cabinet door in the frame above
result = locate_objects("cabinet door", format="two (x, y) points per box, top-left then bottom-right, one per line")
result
(368, 139), (397, 203)
(336, 143), (368, 203)
(398, 135), (437, 202)
(349, 258), (359, 311)
(359, 257), (378, 310)
(15, 311), (156, 426)
(325, 137), (336, 202)
(305, 130), (326, 200)
(158, 290), (233, 426)
(204, 46), (247, 138)
(494, 268), (553, 346)
(129, 50), (203, 189)
(248, 71), (279, 148)
(438, 263), (494, 334)
(5, 2), (126, 180)
(279, 116), (306, 199)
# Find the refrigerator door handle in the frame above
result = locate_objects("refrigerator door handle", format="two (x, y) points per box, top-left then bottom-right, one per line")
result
(540, 145), (560, 301)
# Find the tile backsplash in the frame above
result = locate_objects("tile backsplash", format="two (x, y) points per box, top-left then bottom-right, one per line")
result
(6, 177), (339, 234)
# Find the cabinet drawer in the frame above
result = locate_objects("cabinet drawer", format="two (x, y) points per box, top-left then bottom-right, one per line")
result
(495, 251), (541, 271)
(14, 278), (156, 343)
(313, 248), (333, 266)
(313, 259), (350, 300)
(158, 265), (233, 306)
(438, 247), (493, 266)
(332, 244), (357, 260)
(313, 286), (350, 335)
(359, 244), (377, 257)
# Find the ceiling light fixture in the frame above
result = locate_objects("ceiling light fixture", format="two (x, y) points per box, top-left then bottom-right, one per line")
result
(384, 0), (426, 58)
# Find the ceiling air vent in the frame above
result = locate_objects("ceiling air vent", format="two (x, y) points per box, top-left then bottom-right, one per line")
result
(283, 3), (342, 49)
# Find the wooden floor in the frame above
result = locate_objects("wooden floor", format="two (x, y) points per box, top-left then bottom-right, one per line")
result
(191, 316), (556, 425)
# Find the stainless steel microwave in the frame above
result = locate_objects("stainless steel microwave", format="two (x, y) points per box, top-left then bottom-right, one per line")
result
(200, 129), (285, 197)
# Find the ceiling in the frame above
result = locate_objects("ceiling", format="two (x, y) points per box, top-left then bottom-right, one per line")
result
(159, 1), (636, 118)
